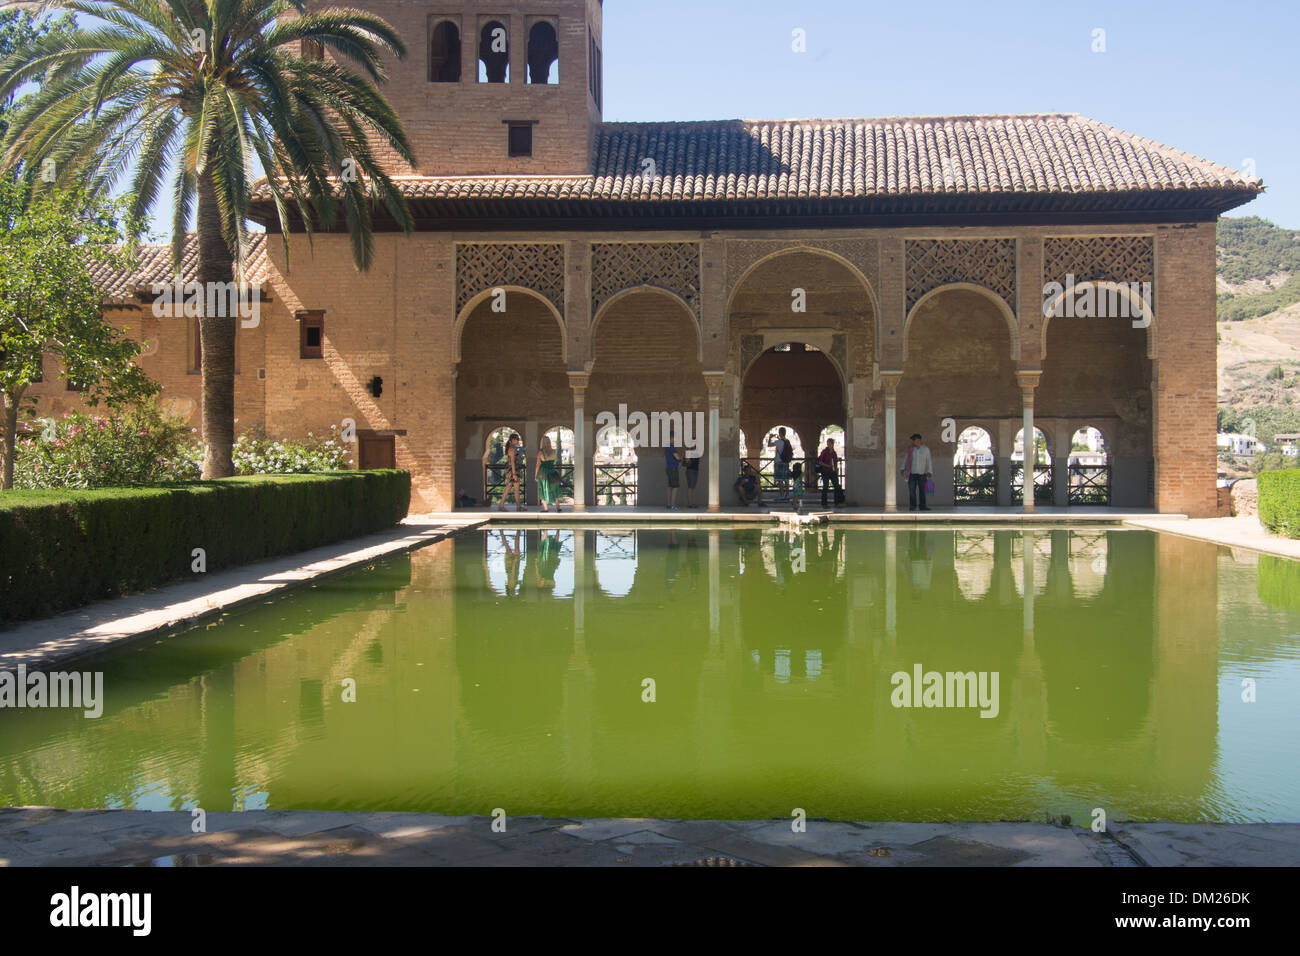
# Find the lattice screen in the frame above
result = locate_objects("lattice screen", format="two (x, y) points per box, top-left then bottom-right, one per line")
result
(1043, 236), (1154, 288)
(456, 243), (565, 315)
(905, 239), (1016, 313)
(591, 242), (700, 319)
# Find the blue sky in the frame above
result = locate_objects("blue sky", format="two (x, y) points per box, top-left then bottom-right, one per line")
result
(601, 0), (1298, 227)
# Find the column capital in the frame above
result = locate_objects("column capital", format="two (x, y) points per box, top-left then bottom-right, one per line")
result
(568, 371), (590, 392)
(703, 371), (726, 403)
(880, 370), (904, 403)
(1016, 370), (1041, 393)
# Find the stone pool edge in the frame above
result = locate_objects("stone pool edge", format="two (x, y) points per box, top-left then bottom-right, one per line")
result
(1, 808), (1296, 867)
(0, 516), (489, 671)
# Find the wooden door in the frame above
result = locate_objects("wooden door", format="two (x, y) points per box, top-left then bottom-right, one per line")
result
(358, 434), (396, 470)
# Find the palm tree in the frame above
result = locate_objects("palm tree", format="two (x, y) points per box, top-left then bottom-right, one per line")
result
(0, 0), (416, 477)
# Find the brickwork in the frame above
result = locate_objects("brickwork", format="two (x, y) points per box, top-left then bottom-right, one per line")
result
(340, 0), (602, 176)
(25, 217), (1226, 516)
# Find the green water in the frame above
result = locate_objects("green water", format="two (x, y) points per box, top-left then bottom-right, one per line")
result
(2, 527), (1299, 823)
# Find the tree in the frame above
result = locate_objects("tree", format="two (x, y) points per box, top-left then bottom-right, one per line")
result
(0, 183), (157, 488)
(0, 0), (416, 478)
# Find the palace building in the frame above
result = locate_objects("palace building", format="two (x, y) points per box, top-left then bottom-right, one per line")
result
(28, 0), (1262, 515)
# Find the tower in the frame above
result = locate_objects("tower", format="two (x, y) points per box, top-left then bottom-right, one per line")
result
(356, 1), (605, 177)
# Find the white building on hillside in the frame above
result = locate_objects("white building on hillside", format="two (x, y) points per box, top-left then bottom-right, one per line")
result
(1217, 432), (1267, 456)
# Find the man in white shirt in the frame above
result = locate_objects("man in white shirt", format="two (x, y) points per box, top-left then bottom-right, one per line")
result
(900, 433), (933, 511)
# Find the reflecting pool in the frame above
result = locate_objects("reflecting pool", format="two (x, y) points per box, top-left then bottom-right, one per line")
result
(2, 527), (1299, 822)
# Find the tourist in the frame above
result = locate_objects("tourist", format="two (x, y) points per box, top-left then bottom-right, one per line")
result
(768, 427), (794, 500)
(818, 437), (843, 507)
(734, 461), (761, 505)
(664, 440), (682, 510)
(534, 434), (562, 513)
(791, 461), (804, 513)
(901, 432), (933, 512)
(684, 451), (701, 507)
(499, 432), (526, 511)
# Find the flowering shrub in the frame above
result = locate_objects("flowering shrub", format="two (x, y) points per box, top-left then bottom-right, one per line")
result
(13, 402), (199, 488)
(14, 409), (352, 488)
(231, 426), (350, 475)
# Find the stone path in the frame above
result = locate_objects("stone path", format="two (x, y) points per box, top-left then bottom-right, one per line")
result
(1124, 514), (1300, 561)
(0, 516), (486, 670)
(1, 809), (1295, 867)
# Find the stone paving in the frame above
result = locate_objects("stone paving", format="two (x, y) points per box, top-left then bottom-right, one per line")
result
(1, 809), (1295, 867)
(1123, 514), (1300, 561)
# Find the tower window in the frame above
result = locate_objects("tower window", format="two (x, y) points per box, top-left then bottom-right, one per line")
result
(478, 20), (509, 83)
(429, 20), (461, 82)
(527, 21), (558, 84)
(588, 27), (602, 108)
(298, 311), (325, 359)
(507, 122), (533, 157)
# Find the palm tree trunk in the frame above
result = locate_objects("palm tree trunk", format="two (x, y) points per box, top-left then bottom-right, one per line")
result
(196, 168), (236, 479)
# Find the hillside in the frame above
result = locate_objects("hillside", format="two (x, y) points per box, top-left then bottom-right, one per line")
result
(1216, 216), (1300, 452)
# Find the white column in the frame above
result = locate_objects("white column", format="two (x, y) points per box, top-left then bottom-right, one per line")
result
(1018, 372), (1040, 514)
(705, 372), (724, 513)
(569, 373), (589, 512)
(882, 372), (903, 513)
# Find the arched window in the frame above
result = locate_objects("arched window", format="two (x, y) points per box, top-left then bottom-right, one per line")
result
(543, 425), (576, 503)
(483, 426), (523, 503)
(1068, 426), (1111, 505)
(594, 426), (637, 505)
(1012, 427), (1053, 505)
(527, 21), (558, 84)
(429, 21), (460, 82)
(953, 426), (995, 504)
(478, 20), (509, 83)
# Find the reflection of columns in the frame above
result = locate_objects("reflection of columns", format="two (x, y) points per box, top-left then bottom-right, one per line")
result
(885, 529), (897, 642)
(1017, 372), (1040, 514)
(704, 372), (725, 513)
(1022, 530), (1035, 647)
(708, 529), (720, 643)
(881, 371), (903, 513)
(569, 372), (589, 512)
(573, 529), (586, 646)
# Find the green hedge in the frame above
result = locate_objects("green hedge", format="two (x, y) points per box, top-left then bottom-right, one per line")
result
(1258, 468), (1300, 539)
(1257, 555), (1300, 610)
(0, 471), (410, 625)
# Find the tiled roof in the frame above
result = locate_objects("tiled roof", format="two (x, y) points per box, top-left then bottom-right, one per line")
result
(252, 114), (1260, 208)
(92, 233), (270, 302)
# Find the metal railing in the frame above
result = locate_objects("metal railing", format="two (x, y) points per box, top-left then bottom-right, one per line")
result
(484, 461), (525, 503)
(953, 463), (998, 504)
(1068, 463), (1111, 506)
(594, 462), (638, 505)
(1010, 461), (1054, 505)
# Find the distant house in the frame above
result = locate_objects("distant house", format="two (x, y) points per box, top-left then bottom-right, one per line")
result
(1274, 433), (1300, 457)
(1218, 432), (1267, 456)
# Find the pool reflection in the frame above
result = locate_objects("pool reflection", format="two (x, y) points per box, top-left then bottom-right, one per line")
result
(1, 527), (1296, 823)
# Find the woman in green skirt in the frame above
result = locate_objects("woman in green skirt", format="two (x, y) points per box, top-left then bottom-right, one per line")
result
(534, 435), (562, 512)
